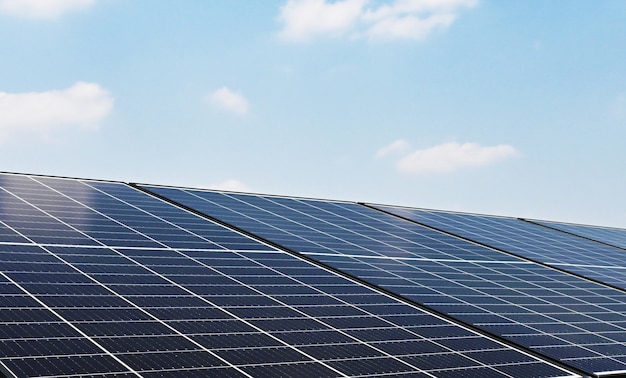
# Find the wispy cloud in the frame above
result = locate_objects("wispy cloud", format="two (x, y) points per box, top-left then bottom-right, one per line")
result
(375, 139), (410, 158)
(278, 0), (366, 42)
(0, 82), (113, 141)
(207, 87), (249, 116)
(208, 179), (251, 192)
(277, 0), (477, 42)
(395, 142), (518, 174)
(0, 0), (96, 20)
(376, 140), (518, 174)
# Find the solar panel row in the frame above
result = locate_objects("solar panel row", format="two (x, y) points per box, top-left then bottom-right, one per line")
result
(0, 173), (579, 378)
(141, 185), (626, 377)
(528, 219), (626, 251)
(372, 206), (626, 291)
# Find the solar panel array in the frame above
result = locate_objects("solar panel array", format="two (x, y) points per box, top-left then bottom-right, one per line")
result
(529, 219), (626, 251)
(140, 185), (626, 377)
(0, 173), (582, 378)
(370, 206), (626, 294)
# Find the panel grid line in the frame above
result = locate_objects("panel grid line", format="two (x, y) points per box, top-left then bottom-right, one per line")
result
(141, 185), (626, 376)
(32, 178), (448, 376)
(373, 204), (626, 292)
(0, 173), (591, 377)
(0, 271), (141, 377)
(1, 181), (259, 377)
(11, 175), (468, 376)
(83, 180), (272, 252)
(139, 185), (585, 377)
(0, 192), (144, 377)
(523, 218), (626, 252)
(174, 249), (512, 377)
(382, 207), (626, 290)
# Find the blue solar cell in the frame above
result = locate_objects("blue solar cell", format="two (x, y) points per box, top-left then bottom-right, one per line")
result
(2, 355), (133, 377)
(242, 361), (341, 377)
(82, 180), (271, 251)
(532, 219), (626, 250)
(328, 356), (421, 375)
(217, 346), (312, 364)
(0, 173), (582, 377)
(192, 333), (283, 349)
(376, 205), (626, 290)
(273, 329), (356, 345)
(0, 287), (133, 376)
(140, 185), (626, 376)
(0, 223), (30, 243)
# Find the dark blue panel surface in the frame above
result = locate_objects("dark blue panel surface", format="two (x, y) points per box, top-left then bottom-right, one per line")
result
(374, 205), (626, 290)
(142, 185), (626, 376)
(0, 261), (135, 377)
(2, 240), (572, 377)
(0, 176), (101, 246)
(0, 173), (579, 377)
(531, 219), (626, 250)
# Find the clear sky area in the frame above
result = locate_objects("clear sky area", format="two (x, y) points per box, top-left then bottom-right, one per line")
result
(1, 0), (625, 227)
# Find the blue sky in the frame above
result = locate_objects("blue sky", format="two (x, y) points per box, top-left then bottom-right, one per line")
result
(1, 0), (625, 227)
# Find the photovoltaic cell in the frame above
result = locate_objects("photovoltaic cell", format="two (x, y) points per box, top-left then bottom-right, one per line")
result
(0, 247), (135, 377)
(0, 173), (576, 377)
(371, 206), (626, 292)
(529, 219), (626, 250)
(141, 185), (626, 376)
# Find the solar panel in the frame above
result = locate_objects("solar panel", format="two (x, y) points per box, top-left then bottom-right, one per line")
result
(528, 219), (626, 250)
(370, 206), (626, 292)
(0, 173), (577, 377)
(140, 185), (626, 377)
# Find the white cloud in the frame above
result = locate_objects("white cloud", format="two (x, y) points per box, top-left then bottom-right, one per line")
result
(208, 87), (249, 115)
(365, 11), (456, 40)
(208, 179), (251, 192)
(0, 0), (96, 20)
(277, 0), (477, 42)
(396, 142), (518, 174)
(375, 139), (410, 158)
(0, 82), (113, 140)
(278, 0), (366, 42)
